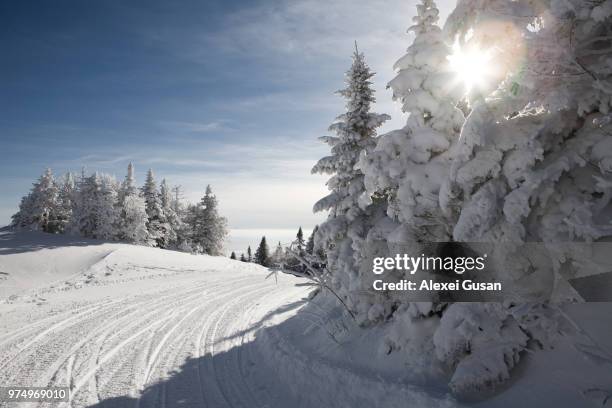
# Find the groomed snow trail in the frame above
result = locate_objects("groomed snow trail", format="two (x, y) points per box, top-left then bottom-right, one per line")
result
(0, 272), (303, 406)
(0, 233), (458, 408)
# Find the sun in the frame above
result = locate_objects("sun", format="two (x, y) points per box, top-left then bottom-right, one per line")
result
(448, 42), (494, 93)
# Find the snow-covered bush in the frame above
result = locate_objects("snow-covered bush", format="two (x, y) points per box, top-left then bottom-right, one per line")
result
(433, 303), (528, 394)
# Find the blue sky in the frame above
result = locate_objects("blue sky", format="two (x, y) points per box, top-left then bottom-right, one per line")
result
(0, 0), (454, 235)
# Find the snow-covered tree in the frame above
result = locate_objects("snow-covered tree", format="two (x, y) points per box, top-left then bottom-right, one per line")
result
(296, 227), (305, 251)
(141, 169), (170, 247)
(254, 236), (270, 266)
(230, 251), (237, 260)
(306, 226), (316, 255)
(422, 0), (612, 393)
(191, 185), (228, 256)
(71, 172), (119, 240)
(311, 45), (391, 323)
(11, 194), (35, 230)
(96, 174), (120, 240)
(117, 163), (149, 245)
(160, 179), (180, 247)
(13, 169), (62, 233)
(247, 246), (252, 262)
(56, 172), (76, 233)
(361, 0), (464, 244)
(271, 241), (285, 266)
(285, 227), (307, 272)
(240, 253), (247, 262)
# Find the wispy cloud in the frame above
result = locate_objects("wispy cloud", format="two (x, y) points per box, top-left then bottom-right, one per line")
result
(156, 120), (235, 134)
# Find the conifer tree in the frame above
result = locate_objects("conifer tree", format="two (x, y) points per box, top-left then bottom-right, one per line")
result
(12, 169), (57, 232)
(160, 179), (179, 247)
(141, 169), (169, 247)
(272, 241), (285, 266)
(230, 251), (237, 260)
(25, 169), (61, 233)
(312, 44), (390, 322)
(254, 236), (270, 266)
(240, 253), (247, 262)
(361, 0), (464, 243)
(296, 227), (305, 251)
(11, 195), (34, 229)
(247, 246), (252, 262)
(306, 226), (317, 255)
(117, 163), (149, 245)
(56, 172), (76, 233)
(191, 185), (228, 255)
(71, 172), (119, 240)
(95, 174), (120, 240)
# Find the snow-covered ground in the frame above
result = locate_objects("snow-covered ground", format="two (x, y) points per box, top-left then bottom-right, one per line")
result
(1, 231), (611, 407)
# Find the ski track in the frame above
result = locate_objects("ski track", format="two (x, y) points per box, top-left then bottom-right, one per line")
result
(0, 265), (310, 408)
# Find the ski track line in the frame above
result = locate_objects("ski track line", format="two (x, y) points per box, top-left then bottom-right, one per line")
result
(70, 278), (269, 406)
(136, 279), (269, 387)
(68, 283), (225, 402)
(216, 288), (275, 408)
(201, 284), (280, 408)
(194, 285), (269, 408)
(0, 300), (116, 347)
(0, 298), (129, 375)
(136, 281), (274, 408)
(2, 281), (221, 387)
(1, 271), (304, 408)
(42, 282), (219, 391)
(0, 298), (121, 352)
(4, 280), (227, 407)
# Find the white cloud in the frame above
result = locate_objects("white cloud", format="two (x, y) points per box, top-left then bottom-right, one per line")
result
(156, 120), (235, 133)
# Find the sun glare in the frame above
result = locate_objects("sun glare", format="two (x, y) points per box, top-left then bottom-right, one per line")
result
(448, 43), (494, 93)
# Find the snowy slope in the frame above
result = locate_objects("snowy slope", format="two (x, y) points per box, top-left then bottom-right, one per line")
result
(0, 231), (610, 408)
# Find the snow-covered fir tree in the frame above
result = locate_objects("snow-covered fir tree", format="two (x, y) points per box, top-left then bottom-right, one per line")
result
(13, 169), (62, 233)
(96, 174), (120, 240)
(191, 185), (228, 256)
(306, 226), (317, 255)
(240, 253), (247, 262)
(230, 251), (237, 260)
(254, 236), (270, 266)
(117, 163), (149, 245)
(296, 227), (305, 251)
(285, 227), (306, 272)
(56, 172), (76, 233)
(160, 179), (180, 247)
(433, 0), (612, 393)
(360, 0), (464, 248)
(71, 172), (119, 240)
(247, 246), (252, 262)
(312, 45), (390, 323)
(11, 195), (35, 230)
(271, 241), (285, 266)
(141, 169), (170, 247)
